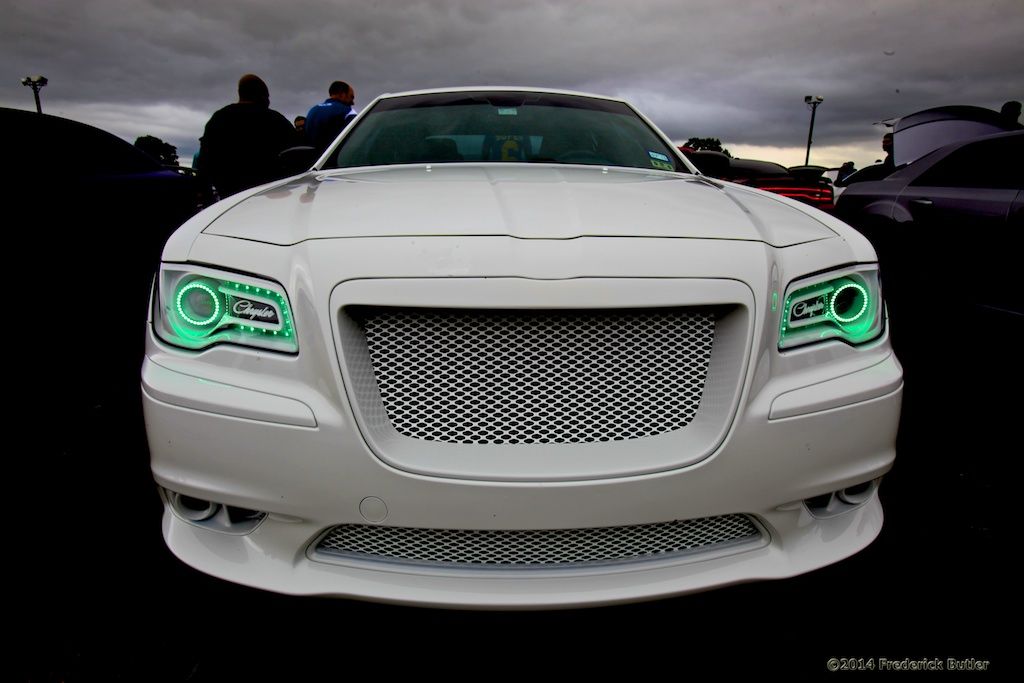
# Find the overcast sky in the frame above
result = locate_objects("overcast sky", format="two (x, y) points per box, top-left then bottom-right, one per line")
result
(3, 0), (1022, 168)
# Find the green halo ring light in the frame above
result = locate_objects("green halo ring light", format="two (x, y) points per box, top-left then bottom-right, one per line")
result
(176, 281), (222, 327)
(829, 282), (869, 323)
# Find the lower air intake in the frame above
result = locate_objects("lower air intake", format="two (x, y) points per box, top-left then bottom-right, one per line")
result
(314, 515), (762, 569)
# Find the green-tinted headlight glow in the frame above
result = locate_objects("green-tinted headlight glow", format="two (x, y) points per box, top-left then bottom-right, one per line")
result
(779, 268), (883, 350)
(176, 281), (222, 326)
(157, 266), (298, 353)
(830, 282), (869, 323)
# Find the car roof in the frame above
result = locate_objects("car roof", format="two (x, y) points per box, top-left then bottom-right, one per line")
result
(842, 129), (1023, 188)
(889, 105), (1019, 166)
(376, 86), (626, 104)
(911, 127), (1023, 165)
(946, 128), (1023, 144)
(4, 106), (161, 175)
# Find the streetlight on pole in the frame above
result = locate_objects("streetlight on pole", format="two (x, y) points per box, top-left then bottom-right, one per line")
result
(21, 75), (48, 114)
(804, 95), (823, 165)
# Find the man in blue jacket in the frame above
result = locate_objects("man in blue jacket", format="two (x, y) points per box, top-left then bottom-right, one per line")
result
(305, 81), (357, 153)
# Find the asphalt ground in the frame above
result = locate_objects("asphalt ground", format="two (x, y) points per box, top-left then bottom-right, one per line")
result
(12, 290), (1016, 680)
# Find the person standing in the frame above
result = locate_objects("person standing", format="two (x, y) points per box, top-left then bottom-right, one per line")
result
(197, 74), (296, 198)
(880, 132), (894, 169)
(999, 101), (1022, 129)
(305, 81), (357, 153)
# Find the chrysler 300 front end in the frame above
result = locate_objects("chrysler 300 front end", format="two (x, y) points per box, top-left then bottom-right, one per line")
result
(142, 88), (902, 608)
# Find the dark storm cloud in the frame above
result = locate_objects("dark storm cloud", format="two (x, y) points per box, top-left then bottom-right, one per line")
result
(3, 0), (1021, 161)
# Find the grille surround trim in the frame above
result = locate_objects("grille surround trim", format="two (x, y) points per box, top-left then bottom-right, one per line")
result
(311, 515), (766, 571)
(331, 278), (754, 482)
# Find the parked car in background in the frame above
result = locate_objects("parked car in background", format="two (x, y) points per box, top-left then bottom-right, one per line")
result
(143, 87), (901, 608)
(7, 105), (211, 229)
(5, 107), (213, 406)
(887, 105), (1017, 167)
(835, 162), (895, 189)
(6, 107), (215, 622)
(837, 105), (1020, 200)
(835, 130), (1024, 322)
(684, 150), (834, 211)
(787, 164), (828, 181)
(6, 107), (211, 271)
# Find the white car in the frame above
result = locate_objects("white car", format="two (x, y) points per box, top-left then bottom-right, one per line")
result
(142, 87), (902, 608)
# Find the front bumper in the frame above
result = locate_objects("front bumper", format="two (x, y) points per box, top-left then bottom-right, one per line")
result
(143, 321), (902, 608)
(159, 496), (883, 609)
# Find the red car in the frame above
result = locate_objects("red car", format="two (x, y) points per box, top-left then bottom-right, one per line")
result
(682, 149), (834, 211)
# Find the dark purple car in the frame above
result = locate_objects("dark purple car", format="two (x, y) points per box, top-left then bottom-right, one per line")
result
(835, 130), (1023, 322)
(6, 106), (212, 288)
(5, 106), (214, 402)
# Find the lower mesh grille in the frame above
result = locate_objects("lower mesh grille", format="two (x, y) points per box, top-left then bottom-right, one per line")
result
(313, 515), (762, 569)
(354, 306), (718, 445)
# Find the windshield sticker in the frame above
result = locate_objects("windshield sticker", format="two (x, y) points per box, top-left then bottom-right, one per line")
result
(648, 151), (670, 162)
(498, 107), (518, 116)
(650, 159), (674, 171)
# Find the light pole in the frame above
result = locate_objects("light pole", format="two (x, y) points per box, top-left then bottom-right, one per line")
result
(804, 95), (823, 165)
(21, 75), (48, 114)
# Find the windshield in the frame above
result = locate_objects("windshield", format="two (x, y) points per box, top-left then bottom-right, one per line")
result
(323, 91), (689, 172)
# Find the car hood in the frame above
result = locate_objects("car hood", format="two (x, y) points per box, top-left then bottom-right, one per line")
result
(202, 164), (837, 247)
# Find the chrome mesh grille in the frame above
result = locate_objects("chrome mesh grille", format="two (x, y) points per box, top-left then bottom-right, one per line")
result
(355, 307), (717, 444)
(315, 515), (761, 568)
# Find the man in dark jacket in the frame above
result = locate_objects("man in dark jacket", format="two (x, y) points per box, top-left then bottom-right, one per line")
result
(305, 81), (357, 154)
(198, 74), (296, 198)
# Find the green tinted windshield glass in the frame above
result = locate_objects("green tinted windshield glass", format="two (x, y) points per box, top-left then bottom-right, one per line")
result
(325, 92), (685, 172)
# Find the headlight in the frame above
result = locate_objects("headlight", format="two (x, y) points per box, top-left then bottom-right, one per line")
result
(154, 265), (298, 353)
(779, 265), (883, 350)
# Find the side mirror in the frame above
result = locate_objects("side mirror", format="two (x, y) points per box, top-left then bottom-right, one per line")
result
(278, 146), (318, 176)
